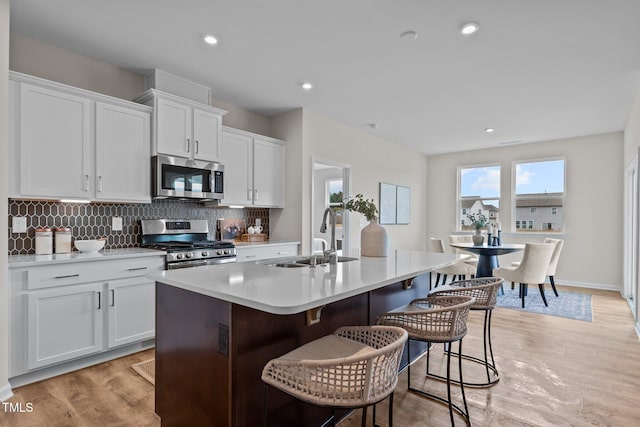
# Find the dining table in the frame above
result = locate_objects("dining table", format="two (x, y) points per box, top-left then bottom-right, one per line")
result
(450, 243), (525, 277)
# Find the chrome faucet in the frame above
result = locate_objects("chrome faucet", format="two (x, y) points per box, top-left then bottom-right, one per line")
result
(320, 207), (338, 264)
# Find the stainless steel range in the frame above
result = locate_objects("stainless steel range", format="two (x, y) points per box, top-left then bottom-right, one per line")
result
(141, 219), (236, 269)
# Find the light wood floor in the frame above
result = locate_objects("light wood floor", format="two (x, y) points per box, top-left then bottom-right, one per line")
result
(2, 285), (640, 427)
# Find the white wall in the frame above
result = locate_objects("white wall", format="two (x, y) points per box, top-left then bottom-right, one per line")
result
(9, 32), (271, 136)
(427, 132), (624, 289)
(270, 109), (304, 244)
(624, 82), (640, 165)
(1, 0), (12, 402)
(272, 109), (428, 254)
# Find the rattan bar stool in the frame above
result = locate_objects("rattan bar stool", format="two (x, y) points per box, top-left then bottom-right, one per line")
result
(261, 325), (408, 427)
(429, 277), (504, 387)
(377, 295), (475, 427)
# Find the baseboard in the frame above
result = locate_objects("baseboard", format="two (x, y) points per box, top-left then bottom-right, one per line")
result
(557, 280), (622, 292)
(0, 381), (13, 402)
(9, 340), (155, 388)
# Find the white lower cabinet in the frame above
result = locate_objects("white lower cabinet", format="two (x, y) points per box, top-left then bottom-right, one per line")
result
(107, 278), (155, 348)
(27, 282), (103, 370)
(235, 243), (299, 262)
(10, 255), (164, 378)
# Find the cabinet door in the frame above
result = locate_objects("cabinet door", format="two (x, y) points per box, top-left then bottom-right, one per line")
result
(27, 283), (103, 370)
(19, 83), (91, 198)
(95, 102), (151, 202)
(253, 139), (285, 207)
(193, 108), (221, 161)
(107, 278), (155, 348)
(156, 97), (192, 157)
(219, 130), (253, 206)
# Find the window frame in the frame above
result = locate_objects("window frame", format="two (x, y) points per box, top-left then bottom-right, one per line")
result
(512, 157), (566, 234)
(457, 163), (501, 231)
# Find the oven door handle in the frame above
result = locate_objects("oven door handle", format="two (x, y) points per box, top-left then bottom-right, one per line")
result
(167, 259), (209, 270)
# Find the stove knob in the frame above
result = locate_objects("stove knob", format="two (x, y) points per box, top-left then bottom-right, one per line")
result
(202, 251), (208, 257)
(176, 253), (183, 260)
(217, 250), (223, 255)
(185, 252), (193, 259)
(224, 249), (231, 255)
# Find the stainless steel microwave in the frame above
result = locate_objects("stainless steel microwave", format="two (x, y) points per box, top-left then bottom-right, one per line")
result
(152, 155), (224, 201)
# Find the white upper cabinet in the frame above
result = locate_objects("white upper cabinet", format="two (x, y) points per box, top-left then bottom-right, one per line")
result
(9, 72), (152, 203)
(135, 89), (225, 162)
(219, 127), (285, 208)
(219, 130), (252, 206)
(253, 137), (284, 207)
(17, 82), (92, 199)
(95, 102), (150, 203)
(156, 97), (192, 157)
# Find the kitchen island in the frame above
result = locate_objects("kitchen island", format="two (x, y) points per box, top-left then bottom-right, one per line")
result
(148, 250), (468, 427)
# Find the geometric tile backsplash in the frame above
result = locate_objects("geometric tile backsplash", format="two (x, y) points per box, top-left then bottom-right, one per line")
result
(8, 199), (270, 255)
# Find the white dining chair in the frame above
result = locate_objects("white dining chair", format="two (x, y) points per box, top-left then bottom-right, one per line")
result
(493, 243), (555, 308)
(511, 238), (564, 297)
(430, 238), (476, 287)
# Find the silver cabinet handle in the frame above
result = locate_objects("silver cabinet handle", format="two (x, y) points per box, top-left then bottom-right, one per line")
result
(97, 291), (102, 310)
(247, 189), (252, 201)
(110, 289), (115, 307)
(254, 189), (259, 201)
(55, 274), (79, 279)
(277, 252), (289, 255)
(127, 267), (148, 272)
(84, 175), (89, 191)
(244, 255), (257, 258)
(98, 176), (103, 192)
(195, 140), (199, 154)
(186, 138), (190, 153)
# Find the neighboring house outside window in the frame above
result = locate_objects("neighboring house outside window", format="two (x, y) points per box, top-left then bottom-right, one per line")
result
(514, 159), (565, 232)
(458, 165), (501, 231)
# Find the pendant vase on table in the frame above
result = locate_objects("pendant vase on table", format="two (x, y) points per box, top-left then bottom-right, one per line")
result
(361, 220), (389, 257)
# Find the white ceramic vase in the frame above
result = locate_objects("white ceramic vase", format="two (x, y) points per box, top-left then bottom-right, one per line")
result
(472, 228), (484, 246)
(361, 220), (389, 257)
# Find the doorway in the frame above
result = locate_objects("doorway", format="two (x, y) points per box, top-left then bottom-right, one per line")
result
(624, 152), (638, 321)
(311, 160), (351, 255)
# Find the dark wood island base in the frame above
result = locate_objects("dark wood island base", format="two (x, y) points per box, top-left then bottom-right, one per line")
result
(155, 277), (430, 427)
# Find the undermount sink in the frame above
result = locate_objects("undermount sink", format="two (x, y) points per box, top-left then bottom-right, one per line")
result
(272, 262), (308, 268)
(266, 256), (359, 268)
(294, 256), (359, 265)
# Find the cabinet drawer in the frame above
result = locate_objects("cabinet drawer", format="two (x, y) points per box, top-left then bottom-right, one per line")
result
(26, 257), (165, 290)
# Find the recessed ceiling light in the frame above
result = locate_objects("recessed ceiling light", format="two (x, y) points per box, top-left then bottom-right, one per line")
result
(484, 128), (495, 133)
(460, 22), (479, 35)
(301, 82), (313, 90)
(399, 30), (418, 42)
(203, 35), (218, 45)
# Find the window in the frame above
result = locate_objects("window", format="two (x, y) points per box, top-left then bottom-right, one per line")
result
(516, 220), (521, 229)
(327, 179), (343, 207)
(514, 159), (564, 233)
(458, 165), (500, 231)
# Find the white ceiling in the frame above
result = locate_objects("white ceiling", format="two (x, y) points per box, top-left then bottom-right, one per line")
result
(10, 0), (640, 155)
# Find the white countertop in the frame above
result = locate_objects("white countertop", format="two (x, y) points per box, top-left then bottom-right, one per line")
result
(147, 250), (468, 315)
(8, 247), (166, 267)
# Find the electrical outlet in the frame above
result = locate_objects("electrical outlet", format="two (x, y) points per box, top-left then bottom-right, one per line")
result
(112, 217), (123, 232)
(12, 217), (27, 234)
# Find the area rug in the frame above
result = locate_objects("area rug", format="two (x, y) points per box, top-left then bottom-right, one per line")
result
(131, 358), (155, 385)
(496, 287), (593, 322)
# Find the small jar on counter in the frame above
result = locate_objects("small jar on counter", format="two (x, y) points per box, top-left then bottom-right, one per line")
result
(54, 227), (72, 254)
(35, 227), (53, 255)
